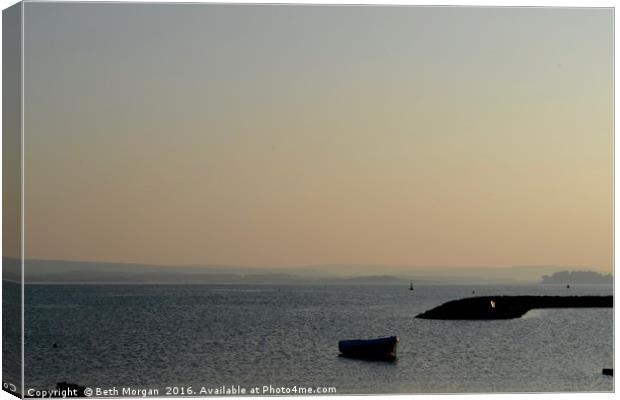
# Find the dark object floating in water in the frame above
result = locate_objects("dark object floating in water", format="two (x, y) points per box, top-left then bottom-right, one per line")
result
(52, 343), (58, 348)
(338, 336), (398, 361)
(409, 280), (414, 291)
(415, 296), (613, 320)
(602, 368), (613, 376)
(566, 284), (570, 289)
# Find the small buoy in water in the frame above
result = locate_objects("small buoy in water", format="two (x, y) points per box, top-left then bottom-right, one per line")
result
(53, 343), (58, 348)
(602, 368), (613, 376)
(566, 284), (570, 289)
(472, 290), (475, 294)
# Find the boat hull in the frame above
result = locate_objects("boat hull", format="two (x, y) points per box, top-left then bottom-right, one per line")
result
(338, 336), (398, 361)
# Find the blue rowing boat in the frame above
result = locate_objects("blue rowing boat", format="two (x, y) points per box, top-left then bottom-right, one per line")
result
(338, 336), (398, 361)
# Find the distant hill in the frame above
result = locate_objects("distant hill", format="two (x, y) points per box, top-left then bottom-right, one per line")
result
(2, 258), (607, 285)
(541, 270), (612, 284)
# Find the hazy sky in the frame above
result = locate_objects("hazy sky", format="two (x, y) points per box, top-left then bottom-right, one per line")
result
(21, 4), (612, 271)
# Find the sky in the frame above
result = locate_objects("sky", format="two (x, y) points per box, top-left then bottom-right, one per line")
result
(19, 4), (613, 272)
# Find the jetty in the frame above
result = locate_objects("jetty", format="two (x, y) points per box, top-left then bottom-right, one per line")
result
(416, 295), (612, 320)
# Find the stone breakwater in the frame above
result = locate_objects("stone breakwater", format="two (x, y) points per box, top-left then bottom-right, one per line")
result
(416, 296), (613, 320)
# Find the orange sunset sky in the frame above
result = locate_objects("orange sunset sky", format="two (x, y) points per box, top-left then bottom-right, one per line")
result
(13, 4), (613, 272)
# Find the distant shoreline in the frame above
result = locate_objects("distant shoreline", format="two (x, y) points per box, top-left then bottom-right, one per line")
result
(5, 280), (614, 287)
(3, 258), (612, 285)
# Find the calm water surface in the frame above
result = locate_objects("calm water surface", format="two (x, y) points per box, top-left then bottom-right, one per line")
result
(22, 283), (613, 394)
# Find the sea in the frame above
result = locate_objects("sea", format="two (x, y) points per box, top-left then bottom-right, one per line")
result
(8, 282), (614, 395)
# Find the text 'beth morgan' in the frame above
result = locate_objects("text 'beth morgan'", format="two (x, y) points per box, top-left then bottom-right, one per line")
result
(91, 387), (159, 397)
